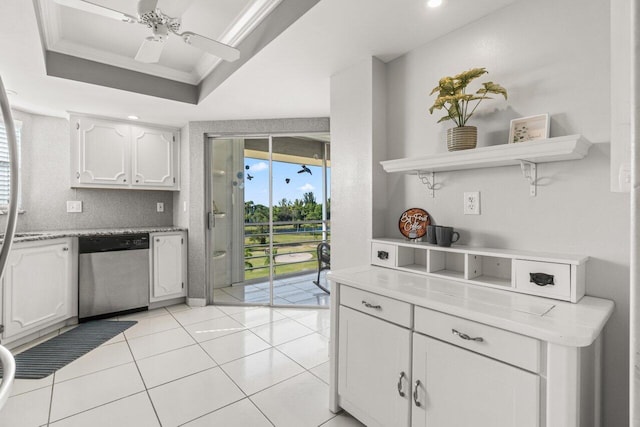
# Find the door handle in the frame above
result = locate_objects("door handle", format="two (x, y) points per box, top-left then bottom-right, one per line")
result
(413, 380), (422, 407)
(397, 371), (406, 397)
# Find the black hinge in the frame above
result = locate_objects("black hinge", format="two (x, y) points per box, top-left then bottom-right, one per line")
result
(181, 238), (184, 244)
(173, 177), (176, 184)
(173, 135), (175, 142)
(0, 324), (4, 334)
(181, 282), (184, 289)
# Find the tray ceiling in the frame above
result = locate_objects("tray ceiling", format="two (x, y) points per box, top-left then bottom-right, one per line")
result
(33, 0), (296, 103)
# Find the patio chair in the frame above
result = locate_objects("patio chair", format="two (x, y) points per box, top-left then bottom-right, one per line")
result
(313, 242), (330, 294)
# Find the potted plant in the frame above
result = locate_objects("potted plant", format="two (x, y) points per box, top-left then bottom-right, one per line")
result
(429, 67), (507, 151)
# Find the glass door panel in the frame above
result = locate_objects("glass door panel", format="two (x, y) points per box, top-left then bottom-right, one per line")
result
(270, 137), (330, 306)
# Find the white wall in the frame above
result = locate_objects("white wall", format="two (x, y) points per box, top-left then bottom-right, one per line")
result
(330, 57), (387, 270)
(2, 110), (174, 231)
(383, 0), (628, 424)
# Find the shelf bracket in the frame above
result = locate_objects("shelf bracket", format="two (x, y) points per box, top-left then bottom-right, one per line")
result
(417, 171), (435, 198)
(519, 160), (537, 196)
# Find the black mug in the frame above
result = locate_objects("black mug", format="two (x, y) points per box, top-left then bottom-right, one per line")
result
(436, 226), (460, 247)
(426, 225), (438, 244)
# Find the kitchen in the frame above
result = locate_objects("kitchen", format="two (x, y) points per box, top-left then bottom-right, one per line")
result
(0, 0), (635, 426)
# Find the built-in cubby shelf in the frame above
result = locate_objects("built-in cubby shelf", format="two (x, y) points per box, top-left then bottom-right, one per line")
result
(380, 135), (591, 196)
(371, 238), (587, 303)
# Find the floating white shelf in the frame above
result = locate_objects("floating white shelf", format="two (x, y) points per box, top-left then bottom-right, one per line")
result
(380, 134), (591, 173)
(380, 135), (591, 196)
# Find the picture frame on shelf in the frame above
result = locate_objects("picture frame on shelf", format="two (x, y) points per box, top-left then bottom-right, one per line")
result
(508, 113), (550, 144)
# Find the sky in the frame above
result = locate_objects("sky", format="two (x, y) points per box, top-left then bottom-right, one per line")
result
(244, 157), (330, 207)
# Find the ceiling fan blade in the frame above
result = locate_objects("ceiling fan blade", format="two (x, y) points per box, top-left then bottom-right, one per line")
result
(137, 0), (158, 15)
(180, 32), (240, 62)
(53, 0), (136, 22)
(158, 0), (194, 18)
(134, 38), (165, 63)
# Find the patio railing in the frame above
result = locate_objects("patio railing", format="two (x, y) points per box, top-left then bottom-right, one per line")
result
(244, 219), (330, 281)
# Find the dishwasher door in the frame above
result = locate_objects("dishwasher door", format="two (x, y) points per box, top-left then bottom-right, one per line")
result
(78, 248), (149, 320)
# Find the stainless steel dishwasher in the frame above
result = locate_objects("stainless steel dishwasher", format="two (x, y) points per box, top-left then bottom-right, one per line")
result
(78, 233), (150, 321)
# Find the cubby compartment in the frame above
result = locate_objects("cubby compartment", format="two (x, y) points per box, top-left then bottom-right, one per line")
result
(466, 254), (512, 288)
(428, 250), (465, 280)
(397, 246), (428, 273)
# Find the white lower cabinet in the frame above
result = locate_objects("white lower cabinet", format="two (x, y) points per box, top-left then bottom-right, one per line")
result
(2, 238), (76, 343)
(150, 232), (187, 302)
(338, 306), (411, 427)
(336, 301), (540, 427)
(411, 333), (540, 427)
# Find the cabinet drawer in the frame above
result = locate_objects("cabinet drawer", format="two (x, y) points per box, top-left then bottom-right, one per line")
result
(514, 259), (571, 300)
(340, 286), (412, 328)
(371, 242), (396, 268)
(414, 306), (541, 373)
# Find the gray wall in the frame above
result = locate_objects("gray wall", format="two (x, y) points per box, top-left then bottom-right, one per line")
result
(6, 110), (174, 231)
(184, 118), (330, 300)
(382, 0), (627, 424)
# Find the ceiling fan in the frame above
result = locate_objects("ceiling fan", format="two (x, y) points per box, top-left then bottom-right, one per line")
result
(53, 0), (241, 64)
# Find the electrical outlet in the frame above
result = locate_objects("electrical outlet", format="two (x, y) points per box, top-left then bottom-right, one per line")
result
(464, 192), (480, 215)
(66, 201), (82, 213)
(157, 202), (164, 213)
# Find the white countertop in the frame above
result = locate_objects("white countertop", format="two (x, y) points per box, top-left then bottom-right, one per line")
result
(328, 265), (614, 347)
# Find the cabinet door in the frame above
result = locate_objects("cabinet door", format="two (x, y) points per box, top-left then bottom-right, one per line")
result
(151, 233), (186, 301)
(75, 117), (131, 186)
(338, 306), (411, 427)
(411, 333), (540, 427)
(131, 126), (177, 189)
(3, 240), (73, 340)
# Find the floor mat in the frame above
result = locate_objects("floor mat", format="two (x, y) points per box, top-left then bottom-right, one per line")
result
(1, 320), (137, 379)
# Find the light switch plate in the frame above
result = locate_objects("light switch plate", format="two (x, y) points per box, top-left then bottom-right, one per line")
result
(464, 192), (480, 215)
(157, 202), (164, 213)
(67, 201), (82, 213)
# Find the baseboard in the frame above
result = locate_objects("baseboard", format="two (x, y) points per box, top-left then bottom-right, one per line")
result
(187, 297), (207, 307)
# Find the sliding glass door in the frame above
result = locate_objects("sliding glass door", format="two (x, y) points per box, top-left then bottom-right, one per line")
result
(207, 134), (330, 307)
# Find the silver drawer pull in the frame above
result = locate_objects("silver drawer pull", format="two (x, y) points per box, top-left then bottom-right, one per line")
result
(361, 300), (381, 310)
(413, 380), (421, 407)
(377, 250), (389, 260)
(452, 329), (484, 342)
(397, 371), (406, 397)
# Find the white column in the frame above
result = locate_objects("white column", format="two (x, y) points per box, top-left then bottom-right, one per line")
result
(631, 0), (640, 425)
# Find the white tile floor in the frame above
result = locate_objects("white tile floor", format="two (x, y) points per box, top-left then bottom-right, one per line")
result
(0, 304), (364, 427)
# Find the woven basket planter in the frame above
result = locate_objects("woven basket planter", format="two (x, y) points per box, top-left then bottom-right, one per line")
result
(447, 126), (477, 151)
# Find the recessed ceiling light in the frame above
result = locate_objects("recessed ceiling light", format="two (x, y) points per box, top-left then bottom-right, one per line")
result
(127, 115), (139, 120)
(426, 0), (443, 8)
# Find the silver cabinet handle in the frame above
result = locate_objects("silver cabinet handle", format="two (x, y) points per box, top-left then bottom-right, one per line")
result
(361, 300), (381, 310)
(413, 380), (421, 407)
(452, 329), (484, 342)
(397, 371), (406, 397)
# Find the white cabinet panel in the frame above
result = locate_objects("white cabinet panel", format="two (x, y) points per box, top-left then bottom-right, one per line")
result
(76, 117), (130, 185)
(150, 232), (186, 302)
(411, 334), (540, 427)
(132, 126), (176, 188)
(3, 239), (75, 342)
(338, 306), (411, 427)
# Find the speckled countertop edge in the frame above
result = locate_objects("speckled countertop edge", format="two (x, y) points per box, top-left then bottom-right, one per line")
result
(2, 226), (187, 243)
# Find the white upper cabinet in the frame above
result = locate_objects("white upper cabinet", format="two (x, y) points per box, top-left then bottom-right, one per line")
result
(71, 114), (180, 191)
(131, 126), (176, 188)
(76, 117), (131, 186)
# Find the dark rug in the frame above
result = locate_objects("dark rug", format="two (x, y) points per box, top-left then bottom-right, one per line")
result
(0, 320), (137, 379)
